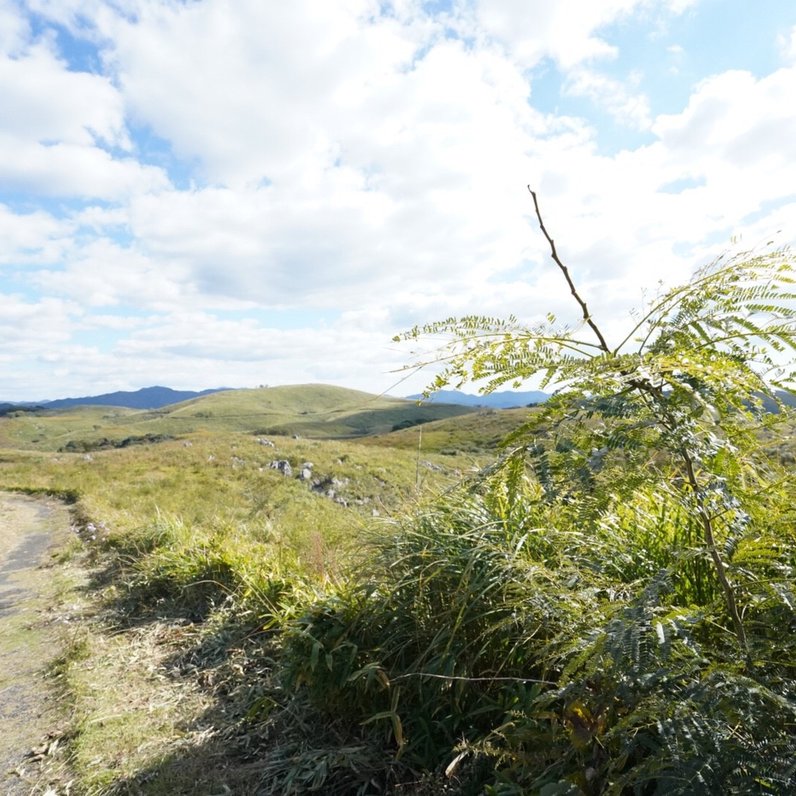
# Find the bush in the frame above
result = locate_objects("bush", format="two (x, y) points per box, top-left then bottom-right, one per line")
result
(264, 202), (796, 793)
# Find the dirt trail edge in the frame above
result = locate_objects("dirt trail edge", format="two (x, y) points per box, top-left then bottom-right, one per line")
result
(0, 491), (80, 794)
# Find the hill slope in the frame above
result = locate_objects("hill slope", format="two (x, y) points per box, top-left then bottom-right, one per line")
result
(0, 384), (475, 451)
(363, 406), (534, 453)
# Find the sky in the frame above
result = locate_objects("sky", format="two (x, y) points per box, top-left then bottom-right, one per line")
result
(2, 0), (796, 401)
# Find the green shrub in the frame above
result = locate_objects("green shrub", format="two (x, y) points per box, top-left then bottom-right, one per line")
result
(267, 210), (796, 793)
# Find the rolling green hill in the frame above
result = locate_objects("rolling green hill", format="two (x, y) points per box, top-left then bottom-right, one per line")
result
(363, 405), (535, 454)
(0, 384), (475, 451)
(367, 401), (796, 460)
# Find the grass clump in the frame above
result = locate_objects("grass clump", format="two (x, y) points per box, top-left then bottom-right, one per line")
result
(118, 517), (281, 619)
(265, 479), (588, 792)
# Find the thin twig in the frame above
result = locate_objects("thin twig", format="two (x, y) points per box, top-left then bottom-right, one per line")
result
(391, 671), (557, 686)
(528, 187), (611, 353)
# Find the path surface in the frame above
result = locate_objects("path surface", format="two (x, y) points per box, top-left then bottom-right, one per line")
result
(0, 492), (74, 794)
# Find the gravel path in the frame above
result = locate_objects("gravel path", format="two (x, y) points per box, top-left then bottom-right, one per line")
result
(0, 493), (74, 794)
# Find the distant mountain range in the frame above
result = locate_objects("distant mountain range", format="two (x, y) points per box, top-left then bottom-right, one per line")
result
(2, 386), (227, 412)
(406, 389), (549, 408)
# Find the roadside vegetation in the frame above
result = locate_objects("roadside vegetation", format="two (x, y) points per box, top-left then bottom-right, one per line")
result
(265, 198), (796, 793)
(2, 201), (795, 793)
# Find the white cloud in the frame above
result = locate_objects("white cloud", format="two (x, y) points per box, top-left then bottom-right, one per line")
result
(0, 41), (125, 145)
(33, 237), (192, 310)
(72, 205), (130, 231)
(0, 294), (77, 348)
(0, 137), (169, 199)
(101, 0), (426, 187)
(108, 311), (415, 394)
(564, 68), (652, 129)
(99, 28), (552, 309)
(0, 0), (30, 54)
(0, 204), (72, 265)
(3, 1), (796, 401)
(464, 0), (696, 69)
(664, 0), (698, 12)
(468, 0), (641, 68)
(652, 67), (796, 207)
(0, 22), (169, 198)
(778, 25), (796, 64)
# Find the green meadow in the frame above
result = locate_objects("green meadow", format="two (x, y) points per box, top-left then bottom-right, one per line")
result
(0, 387), (487, 577)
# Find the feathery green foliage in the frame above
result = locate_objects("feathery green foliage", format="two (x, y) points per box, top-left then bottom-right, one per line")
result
(401, 232), (796, 659)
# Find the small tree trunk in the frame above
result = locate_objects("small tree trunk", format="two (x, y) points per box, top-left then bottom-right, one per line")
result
(680, 449), (750, 664)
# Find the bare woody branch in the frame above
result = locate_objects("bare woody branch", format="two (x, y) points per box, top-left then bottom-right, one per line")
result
(528, 187), (611, 354)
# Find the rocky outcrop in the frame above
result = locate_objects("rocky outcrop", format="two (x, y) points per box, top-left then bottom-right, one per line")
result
(268, 459), (293, 477)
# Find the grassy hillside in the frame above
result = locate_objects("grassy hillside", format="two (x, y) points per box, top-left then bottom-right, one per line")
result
(371, 402), (796, 460)
(0, 429), (466, 575)
(0, 384), (474, 451)
(0, 406), (139, 450)
(363, 405), (535, 453)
